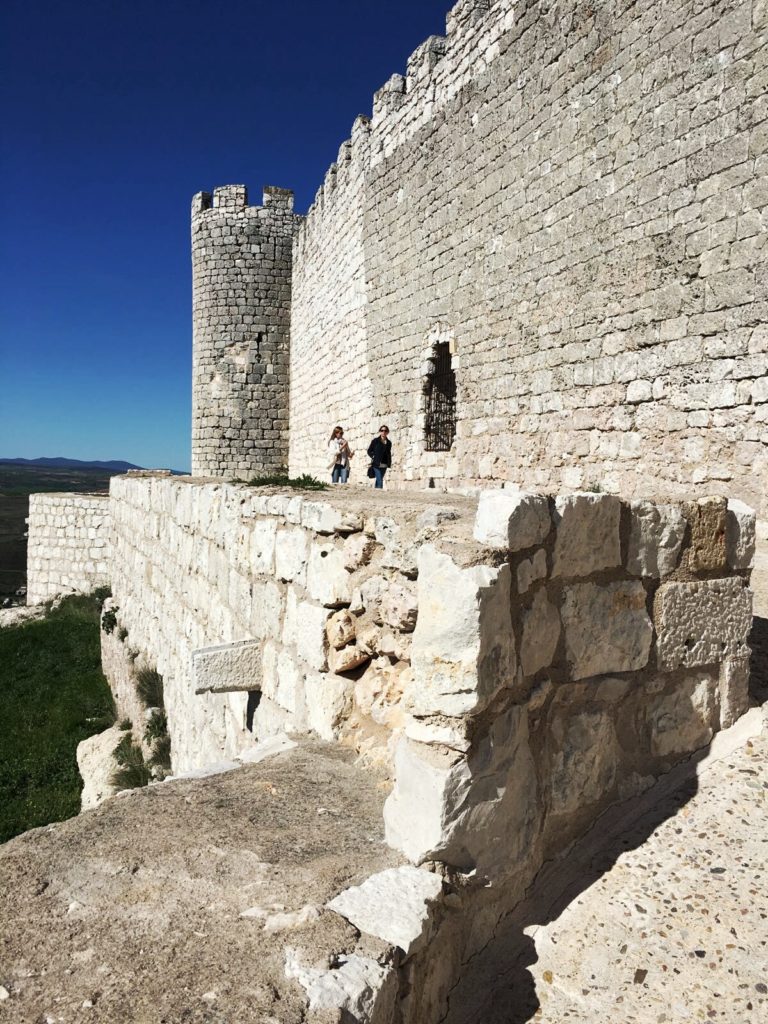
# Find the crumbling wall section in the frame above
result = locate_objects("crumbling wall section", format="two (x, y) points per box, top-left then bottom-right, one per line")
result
(26, 493), (110, 605)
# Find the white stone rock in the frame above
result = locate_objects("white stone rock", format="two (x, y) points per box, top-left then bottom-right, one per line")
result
(307, 540), (352, 607)
(248, 517), (277, 573)
(236, 731), (297, 764)
(327, 866), (443, 956)
(550, 708), (619, 815)
(404, 715), (471, 752)
(380, 581), (418, 632)
(552, 493), (622, 578)
(328, 644), (371, 673)
(282, 592), (329, 671)
(718, 656), (750, 728)
(626, 500), (686, 577)
(285, 949), (396, 1024)
(301, 501), (364, 535)
(517, 548), (548, 593)
(726, 498), (756, 570)
(275, 527), (309, 584)
(359, 575), (389, 620)
(561, 581), (652, 680)
(192, 639), (262, 694)
(648, 673), (719, 757)
(77, 726), (122, 810)
(305, 669), (353, 740)
(417, 506), (459, 531)
(385, 707), (538, 876)
(473, 490), (551, 550)
(326, 609), (356, 649)
(654, 577), (752, 671)
(343, 532), (376, 571)
(409, 545), (516, 717)
(520, 589), (561, 677)
(374, 517), (418, 576)
(263, 904), (320, 933)
(626, 379), (652, 403)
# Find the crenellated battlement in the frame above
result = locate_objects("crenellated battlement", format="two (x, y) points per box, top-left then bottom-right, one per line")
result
(192, 184), (297, 221)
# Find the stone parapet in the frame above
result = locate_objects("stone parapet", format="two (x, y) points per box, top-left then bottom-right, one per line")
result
(26, 493), (110, 605)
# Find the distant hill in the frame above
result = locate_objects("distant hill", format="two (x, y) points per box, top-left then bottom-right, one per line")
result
(0, 457), (143, 472)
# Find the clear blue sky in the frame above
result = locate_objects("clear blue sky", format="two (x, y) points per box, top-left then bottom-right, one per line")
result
(0, 0), (451, 472)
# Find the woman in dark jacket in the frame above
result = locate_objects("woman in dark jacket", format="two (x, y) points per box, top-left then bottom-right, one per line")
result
(367, 425), (391, 489)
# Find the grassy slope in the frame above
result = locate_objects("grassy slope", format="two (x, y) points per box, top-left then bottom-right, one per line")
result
(0, 593), (115, 843)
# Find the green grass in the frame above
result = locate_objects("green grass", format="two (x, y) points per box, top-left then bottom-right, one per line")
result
(246, 473), (327, 491)
(135, 667), (164, 709)
(0, 592), (116, 843)
(111, 732), (152, 790)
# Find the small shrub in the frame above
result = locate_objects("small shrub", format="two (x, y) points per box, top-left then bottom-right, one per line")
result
(149, 733), (172, 773)
(584, 481), (604, 493)
(111, 734), (151, 790)
(118, 717), (132, 731)
(135, 667), (164, 709)
(117, 626), (128, 642)
(101, 607), (118, 635)
(93, 586), (112, 603)
(247, 473), (327, 491)
(144, 709), (167, 744)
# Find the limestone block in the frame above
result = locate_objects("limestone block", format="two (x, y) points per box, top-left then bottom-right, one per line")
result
(549, 708), (619, 815)
(77, 726), (122, 810)
(417, 506), (459, 531)
(626, 500), (686, 578)
(275, 527), (309, 584)
(343, 533), (375, 571)
(654, 577), (752, 670)
(273, 649), (305, 717)
(517, 548), (548, 594)
(520, 588), (561, 677)
(283, 592), (329, 670)
(561, 582), (652, 680)
(552, 493), (622, 578)
(380, 581), (418, 632)
(409, 545), (515, 717)
(285, 949), (396, 1024)
(236, 732), (297, 764)
(307, 541), (352, 607)
(374, 517), (418, 577)
(718, 656), (750, 728)
(473, 490), (551, 550)
(329, 644), (371, 673)
(359, 575), (389, 621)
(354, 659), (408, 729)
(326, 609), (356, 649)
(305, 669), (353, 740)
(327, 866), (443, 956)
(249, 580), (284, 641)
(726, 498), (756, 570)
(404, 714), (471, 752)
(192, 639), (261, 694)
(647, 673), (719, 757)
(301, 500), (364, 535)
(253, 695), (292, 739)
(680, 497), (727, 573)
(249, 517), (277, 573)
(384, 707), (538, 875)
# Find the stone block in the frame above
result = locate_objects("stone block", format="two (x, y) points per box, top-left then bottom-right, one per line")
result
(343, 533), (376, 571)
(275, 527), (309, 584)
(328, 644), (371, 673)
(549, 708), (619, 816)
(192, 639), (262, 694)
(517, 548), (548, 593)
(77, 726), (122, 809)
(626, 500), (686, 578)
(384, 707), (538, 876)
(726, 498), (756, 570)
(409, 545), (515, 717)
(718, 656), (750, 728)
(307, 540), (352, 607)
(248, 517), (277, 573)
(326, 609), (356, 649)
(380, 581), (418, 632)
(552, 493), (622, 578)
(301, 500), (364, 535)
(561, 582), (652, 680)
(473, 490), (551, 550)
(654, 577), (752, 670)
(282, 592), (329, 671)
(680, 497), (727, 573)
(520, 588), (561, 677)
(327, 866), (443, 956)
(305, 669), (353, 740)
(374, 517), (418, 577)
(647, 673), (719, 757)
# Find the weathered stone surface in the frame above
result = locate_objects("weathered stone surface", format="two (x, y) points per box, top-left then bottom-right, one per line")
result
(300, 501), (364, 536)
(374, 517), (418, 577)
(549, 708), (619, 815)
(285, 950), (397, 1023)
(275, 527), (309, 584)
(409, 545), (515, 717)
(647, 674), (719, 757)
(236, 732), (297, 764)
(26, 493), (110, 605)
(329, 644), (371, 674)
(307, 541), (352, 607)
(552, 494), (622, 578)
(354, 660), (407, 729)
(681, 497), (728, 573)
(327, 866), (443, 956)
(520, 588), (561, 677)
(626, 500), (686, 578)
(192, 639), (262, 694)
(654, 577), (752, 670)
(561, 581), (652, 680)
(718, 656), (750, 729)
(283, 592), (329, 671)
(326, 609), (356, 650)
(473, 490), (551, 551)
(380, 581), (418, 632)
(343, 533), (375, 571)
(726, 498), (756, 570)
(517, 548), (547, 594)
(417, 506), (459, 531)
(305, 670), (353, 740)
(77, 726), (122, 810)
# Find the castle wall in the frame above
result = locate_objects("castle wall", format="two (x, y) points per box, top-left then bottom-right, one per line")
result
(287, 0), (767, 521)
(191, 185), (299, 478)
(26, 493), (110, 605)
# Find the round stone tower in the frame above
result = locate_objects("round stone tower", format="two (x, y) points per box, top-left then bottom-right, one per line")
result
(191, 184), (298, 478)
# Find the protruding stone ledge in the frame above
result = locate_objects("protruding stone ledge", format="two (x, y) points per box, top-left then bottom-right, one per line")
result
(192, 639), (262, 694)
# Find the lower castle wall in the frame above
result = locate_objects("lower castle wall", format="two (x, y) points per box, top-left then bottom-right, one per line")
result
(26, 493), (110, 605)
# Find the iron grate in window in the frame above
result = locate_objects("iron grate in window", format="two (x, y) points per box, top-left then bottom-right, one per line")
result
(424, 342), (457, 451)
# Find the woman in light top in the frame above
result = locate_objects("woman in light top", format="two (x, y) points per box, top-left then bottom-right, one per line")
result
(328, 426), (353, 483)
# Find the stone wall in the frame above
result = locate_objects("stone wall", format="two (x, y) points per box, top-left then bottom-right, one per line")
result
(26, 493), (110, 605)
(285, 0), (766, 526)
(191, 185), (300, 478)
